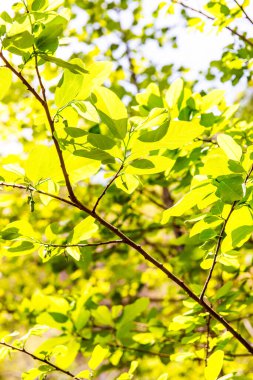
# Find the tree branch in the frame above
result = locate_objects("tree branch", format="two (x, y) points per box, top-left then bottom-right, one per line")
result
(1, 54), (252, 354)
(205, 314), (211, 366)
(233, 0), (253, 25)
(0, 52), (78, 205)
(92, 163), (123, 212)
(41, 240), (123, 248)
(200, 201), (236, 300)
(0, 342), (80, 379)
(200, 163), (253, 300)
(1, 182), (253, 353)
(174, 0), (253, 48)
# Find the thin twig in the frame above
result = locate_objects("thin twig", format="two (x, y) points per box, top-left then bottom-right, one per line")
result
(200, 164), (253, 300)
(1, 181), (253, 354)
(41, 240), (123, 248)
(174, 0), (253, 48)
(108, 343), (171, 358)
(205, 314), (211, 366)
(92, 164), (123, 212)
(200, 201), (237, 300)
(0, 59), (252, 354)
(233, 0), (253, 25)
(0, 342), (80, 379)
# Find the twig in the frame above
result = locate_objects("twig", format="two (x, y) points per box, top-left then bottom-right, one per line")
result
(200, 163), (253, 300)
(92, 164), (123, 212)
(0, 342), (80, 379)
(0, 52), (78, 204)
(233, 0), (253, 25)
(174, 0), (253, 48)
(108, 343), (171, 358)
(116, 7), (139, 93)
(1, 181), (253, 354)
(0, 182), (77, 208)
(205, 314), (211, 366)
(200, 201), (236, 300)
(0, 59), (253, 354)
(41, 240), (123, 248)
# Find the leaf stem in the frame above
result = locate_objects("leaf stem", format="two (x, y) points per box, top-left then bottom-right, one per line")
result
(174, 0), (253, 48)
(0, 342), (81, 379)
(1, 180), (253, 353)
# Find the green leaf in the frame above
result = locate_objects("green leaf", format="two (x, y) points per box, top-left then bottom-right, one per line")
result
(162, 183), (216, 223)
(115, 174), (139, 194)
(55, 69), (83, 107)
(118, 298), (149, 327)
(87, 134), (116, 150)
(165, 78), (184, 110)
(88, 345), (109, 370)
(138, 120), (170, 143)
(65, 127), (86, 138)
(31, 0), (48, 11)
(1, 221), (35, 240)
(215, 175), (244, 203)
(71, 216), (98, 244)
(0, 67), (12, 100)
(221, 206), (253, 252)
(201, 90), (225, 112)
(204, 350), (224, 380)
(35, 16), (67, 52)
(213, 281), (233, 300)
(92, 305), (114, 327)
(91, 87), (128, 139)
(48, 312), (68, 323)
(71, 101), (100, 123)
(217, 134), (242, 162)
(39, 53), (88, 74)
(73, 148), (115, 163)
(130, 158), (155, 169)
(126, 156), (175, 175)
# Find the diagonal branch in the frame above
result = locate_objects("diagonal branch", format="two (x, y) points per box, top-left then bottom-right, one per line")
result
(0, 56), (252, 353)
(233, 0), (253, 25)
(200, 201), (236, 300)
(92, 163), (124, 212)
(0, 51), (78, 204)
(0, 184), (253, 353)
(174, 0), (253, 48)
(200, 163), (253, 300)
(0, 342), (80, 379)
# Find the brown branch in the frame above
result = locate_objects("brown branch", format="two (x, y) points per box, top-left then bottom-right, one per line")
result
(205, 314), (211, 365)
(0, 342), (80, 379)
(1, 183), (253, 353)
(174, 0), (253, 48)
(0, 51), (78, 204)
(0, 182), (77, 208)
(200, 163), (253, 300)
(233, 0), (253, 25)
(200, 201), (236, 300)
(92, 164), (123, 212)
(0, 59), (252, 354)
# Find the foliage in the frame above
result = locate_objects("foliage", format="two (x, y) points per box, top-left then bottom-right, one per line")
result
(0, 0), (253, 379)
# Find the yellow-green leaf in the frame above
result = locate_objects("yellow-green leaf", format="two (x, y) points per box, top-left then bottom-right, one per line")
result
(217, 134), (242, 162)
(204, 350), (224, 380)
(71, 216), (98, 244)
(221, 206), (253, 253)
(91, 87), (128, 139)
(88, 345), (109, 370)
(162, 183), (216, 223)
(165, 78), (184, 109)
(0, 67), (12, 100)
